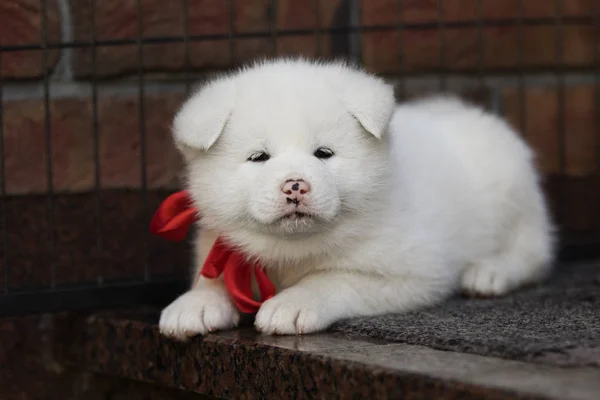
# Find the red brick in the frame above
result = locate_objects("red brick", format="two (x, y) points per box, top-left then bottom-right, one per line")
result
(503, 85), (599, 177)
(2, 93), (184, 194)
(275, 0), (345, 57)
(361, 0), (598, 73)
(364, 24), (597, 73)
(97, 92), (184, 189)
(71, 0), (345, 78)
(71, 0), (222, 77)
(0, 0), (61, 79)
(362, 0), (596, 26)
(277, 36), (321, 58)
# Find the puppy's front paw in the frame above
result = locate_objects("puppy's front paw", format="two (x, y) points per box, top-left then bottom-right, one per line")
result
(159, 287), (239, 341)
(255, 288), (329, 335)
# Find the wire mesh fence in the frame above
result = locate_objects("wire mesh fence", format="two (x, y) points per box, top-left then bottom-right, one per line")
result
(0, 0), (598, 315)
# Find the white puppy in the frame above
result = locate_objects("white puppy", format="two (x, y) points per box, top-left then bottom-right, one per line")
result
(159, 58), (554, 339)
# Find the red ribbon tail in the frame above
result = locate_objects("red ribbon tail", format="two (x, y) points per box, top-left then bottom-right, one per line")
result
(200, 238), (231, 279)
(150, 191), (199, 242)
(223, 254), (262, 314)
(254, 266), (275, 302)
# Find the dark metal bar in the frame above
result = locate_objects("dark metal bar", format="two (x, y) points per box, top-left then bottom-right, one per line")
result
(555, 0), (566, 175)
(136, 0), (149, 281)
(0, 50), (7, 294)
(349, 0), (361, 64)
(0, 16), (597, 53)
(596, 1), (600, 238)
(395, 0), (405, 100)
(41, 0), (56, 288)
(228, 0), (237, 65)
(517, 0), (527, 136)
(269, 0), (278, 56)
(177, 0), (191, 276)
(313, 0), (323, 58)
(437, 0), (446, 91)
(0, 280), (187, 317)
(89, 0), (103, 285)
(182, 0), (191, 94)
(553, 0), (567, 236)
(476, 0), (485, 88)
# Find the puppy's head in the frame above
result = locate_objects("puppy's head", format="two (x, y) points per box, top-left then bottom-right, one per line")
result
(173, 59), (395, 241)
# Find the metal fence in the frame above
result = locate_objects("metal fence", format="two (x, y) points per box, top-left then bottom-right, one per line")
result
(0, 0), (598, 316)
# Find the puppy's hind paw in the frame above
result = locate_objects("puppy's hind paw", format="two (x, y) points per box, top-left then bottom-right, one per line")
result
(461, 260), (515, 297)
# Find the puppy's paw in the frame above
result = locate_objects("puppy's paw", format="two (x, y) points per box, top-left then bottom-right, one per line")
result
(461, 260), (514, 297)
(255, 288), (329, 335)
(159, 287), (239, 341)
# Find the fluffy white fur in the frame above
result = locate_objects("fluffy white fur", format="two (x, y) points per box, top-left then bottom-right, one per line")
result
(159, 58), (554, 340)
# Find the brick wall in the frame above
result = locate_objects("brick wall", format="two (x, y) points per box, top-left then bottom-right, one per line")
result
(1, 0), (599, 244)
(361, 0), (598, 73)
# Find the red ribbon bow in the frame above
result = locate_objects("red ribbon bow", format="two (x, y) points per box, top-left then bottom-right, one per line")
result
(149, 191), (275, 313)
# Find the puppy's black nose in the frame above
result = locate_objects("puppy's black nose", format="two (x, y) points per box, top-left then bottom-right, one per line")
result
(281, 179), (311, 206)
(281, 179), (311, 196)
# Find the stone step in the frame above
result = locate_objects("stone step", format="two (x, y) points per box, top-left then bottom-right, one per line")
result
(51, 308), (600, 400)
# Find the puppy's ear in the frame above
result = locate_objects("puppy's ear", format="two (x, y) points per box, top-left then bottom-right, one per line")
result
(172, 78), (236, 158)
(337, 71), (396, 139)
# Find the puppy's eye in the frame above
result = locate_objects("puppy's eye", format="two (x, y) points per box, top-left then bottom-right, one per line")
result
(314, 147), (334, 160)
(247, 151), (270, 162)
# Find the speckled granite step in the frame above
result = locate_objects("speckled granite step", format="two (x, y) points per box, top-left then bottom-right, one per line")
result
(52, 309), (600, 400)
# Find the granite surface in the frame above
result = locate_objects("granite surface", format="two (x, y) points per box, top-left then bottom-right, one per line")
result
(52, 309), (600, 400)
(0, 313), (213, 400)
